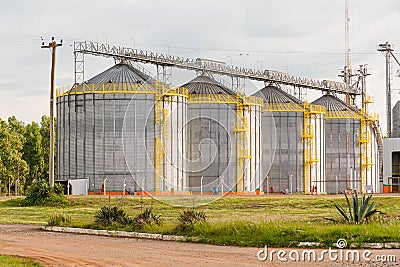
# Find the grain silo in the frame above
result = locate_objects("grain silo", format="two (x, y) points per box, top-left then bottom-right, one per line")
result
(312, 94), (360, 193)
(242, 94), (263, 193)
(253, 85), (326, 193)
(56, 63), (188, 194)
(184, 73), (263, 194)
(392, 101), (400, 138)
(158, 84), (188, 194)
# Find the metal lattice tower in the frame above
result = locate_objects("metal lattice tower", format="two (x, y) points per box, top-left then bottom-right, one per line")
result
(74, 42), (84, 85)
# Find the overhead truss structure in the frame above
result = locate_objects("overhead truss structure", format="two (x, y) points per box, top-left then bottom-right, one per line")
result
(73, 41), (360, 95)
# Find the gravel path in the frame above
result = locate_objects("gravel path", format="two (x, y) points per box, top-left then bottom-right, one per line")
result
(0, 224), (399, 266)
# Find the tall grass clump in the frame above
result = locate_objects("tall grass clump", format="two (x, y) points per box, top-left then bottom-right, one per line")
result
(176, 210), (206, 232)
(133, 208), (161, 228)
(47, 212), (71, 226)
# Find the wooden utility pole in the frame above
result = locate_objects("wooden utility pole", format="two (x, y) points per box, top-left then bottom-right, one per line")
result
(41, 37), (62, 187)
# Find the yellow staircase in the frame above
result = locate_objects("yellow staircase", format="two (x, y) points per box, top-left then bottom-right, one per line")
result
(234, 96), (252, 193)
(359, 94), (377, 192)
(303, 104), (325, 194)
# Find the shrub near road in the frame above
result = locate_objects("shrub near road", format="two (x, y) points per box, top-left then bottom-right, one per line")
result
(23, 179), (68, 207)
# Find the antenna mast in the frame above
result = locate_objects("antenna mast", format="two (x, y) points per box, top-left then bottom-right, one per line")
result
(345, 0), (350, 70)
(343, 0), (352, 190)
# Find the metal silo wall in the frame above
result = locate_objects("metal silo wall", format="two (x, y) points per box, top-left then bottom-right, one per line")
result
(392, 101), (400, 137)
(263, 111), (304, 193)
(56, 96), (65, 180)
(123, 93), (156, 192)
(56, 91), (157, 192)
(69, 94), (77, 181)
(325, 118), (361, 193)
(84, 94), (94, 184)
(310, 112), (326, 193)
(187, 102), (237, 193)
(76, 95), (84, 182)
(163, 94), (188, 192)
(245, 104), (262, 192)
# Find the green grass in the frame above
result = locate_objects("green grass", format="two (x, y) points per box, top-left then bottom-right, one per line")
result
(186, 219), (400, 247)
(0, 255), (43, 267)
(1, 195), (400, 247)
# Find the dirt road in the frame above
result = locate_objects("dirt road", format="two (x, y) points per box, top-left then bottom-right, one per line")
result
(0, 224), (399, 267)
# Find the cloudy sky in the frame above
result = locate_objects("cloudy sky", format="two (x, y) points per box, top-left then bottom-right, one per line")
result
(1, 0), (400, 134)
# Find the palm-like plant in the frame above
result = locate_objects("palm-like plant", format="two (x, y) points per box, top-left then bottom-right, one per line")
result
(176, 210), (207, 232)
(95, 206), (127, 226)
(334, 192), (381, 224)
(134, 208), (161, 227)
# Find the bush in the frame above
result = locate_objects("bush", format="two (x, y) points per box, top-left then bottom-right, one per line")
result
(93, 206), (161, 229)
(53, 183), (64, 195)
(176, 210), (206, 232)
(26, 179), (50, 200)
(94, 206), (127, 226)
(23, 179), (68, 206)
(134, 208), (161, 228)
(48, 212), (71, 226)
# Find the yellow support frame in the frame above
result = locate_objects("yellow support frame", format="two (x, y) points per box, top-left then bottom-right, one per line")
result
(359, 94), (378, 192)
(56, 83), (188, 98)
(303, 104), (326, 194)
(154, 82), (189, 194)
(235, 98), (250, 193)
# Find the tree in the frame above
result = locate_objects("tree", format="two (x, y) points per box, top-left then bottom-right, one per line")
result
(40, 115), (50, 177)
(0, 115), (56, 195)
(23, 122), (44, 189)
(40, 115), (56, 182)
(8, 116), (26, 139)
(0, 118), (28, 195)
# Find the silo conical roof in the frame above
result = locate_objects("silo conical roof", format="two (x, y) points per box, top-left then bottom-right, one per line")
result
(183, 74), (235, 95)
(312, 94), (359, 117)
(312, 94), (357, 111)
(87, 63), (154, 84)
(252, 85), (303, 104)
(67, 63), (156, 93)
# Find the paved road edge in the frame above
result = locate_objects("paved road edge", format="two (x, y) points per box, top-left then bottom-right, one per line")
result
(42, 226), (187, 242)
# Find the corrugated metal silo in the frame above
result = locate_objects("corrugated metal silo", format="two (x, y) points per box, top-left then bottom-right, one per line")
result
(160, 85), (188, 193)
(312, 94), (360, 193)
(253, 86), (304, 193)
(392, 101), (400, 138)
(56, 63), (188, 194)
(242, 95), (263, 192)
(184, 74), (263, 193)
(253, 85), (326, 193)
